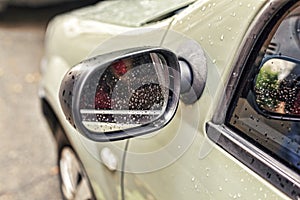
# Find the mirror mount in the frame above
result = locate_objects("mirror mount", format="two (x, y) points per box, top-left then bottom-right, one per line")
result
(177, 40), (207, 104)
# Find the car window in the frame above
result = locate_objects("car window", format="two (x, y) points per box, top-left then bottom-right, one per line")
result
(227, 5), (300, 174)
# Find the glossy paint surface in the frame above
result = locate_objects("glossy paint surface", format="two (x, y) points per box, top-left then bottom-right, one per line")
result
(40, 0), (292, 199)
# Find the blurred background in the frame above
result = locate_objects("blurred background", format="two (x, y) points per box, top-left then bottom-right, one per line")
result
(0, 1), (98, 199)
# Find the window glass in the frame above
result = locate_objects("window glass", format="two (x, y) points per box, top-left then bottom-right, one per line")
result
(227, 6), (300, 172)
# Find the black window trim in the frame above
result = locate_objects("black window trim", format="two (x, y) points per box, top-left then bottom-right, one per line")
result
(207, 123), (300, 199)
(207, 0), (300, 199)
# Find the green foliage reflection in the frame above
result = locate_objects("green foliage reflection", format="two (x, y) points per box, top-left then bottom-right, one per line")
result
(255, 64), (280, 111)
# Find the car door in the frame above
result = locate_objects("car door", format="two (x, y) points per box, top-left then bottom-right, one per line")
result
(209, 1), (300, 200)
(209, 1), (300, 198)
(122, 0), (300, 200)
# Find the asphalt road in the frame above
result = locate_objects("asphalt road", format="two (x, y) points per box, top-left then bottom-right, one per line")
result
(0, 2), (98, 199)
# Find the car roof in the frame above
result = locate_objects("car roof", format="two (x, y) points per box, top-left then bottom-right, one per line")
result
(71, 0), (196, 27)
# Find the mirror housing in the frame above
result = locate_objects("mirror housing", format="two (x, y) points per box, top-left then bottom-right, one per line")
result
(253, 56), (300, 121)
(59, 47), (181, 141)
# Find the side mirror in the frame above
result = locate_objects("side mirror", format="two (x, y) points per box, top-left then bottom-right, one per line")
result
(254, 56), (300, 120)
(59, 47), (180, 141)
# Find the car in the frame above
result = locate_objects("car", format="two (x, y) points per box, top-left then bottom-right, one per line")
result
(39, 0), (300, 199)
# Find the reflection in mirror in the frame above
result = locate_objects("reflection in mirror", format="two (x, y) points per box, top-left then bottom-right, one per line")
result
(79, 52), (170, 133)
(255, 57), (300, 117)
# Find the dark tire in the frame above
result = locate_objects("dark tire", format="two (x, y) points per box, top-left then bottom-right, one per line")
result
(56, 126), (96, 200)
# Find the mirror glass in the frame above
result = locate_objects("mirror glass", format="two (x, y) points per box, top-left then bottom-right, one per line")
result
(255, 57), (300, 117)
(79, 52), (171, 133)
